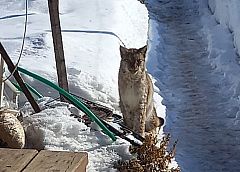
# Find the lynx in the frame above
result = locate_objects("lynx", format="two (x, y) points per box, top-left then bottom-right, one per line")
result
(118, 45), (164, 137)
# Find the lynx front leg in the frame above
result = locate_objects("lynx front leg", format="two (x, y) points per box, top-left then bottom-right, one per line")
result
(133, 103), (147, 137)
(120, 101), (133, 129)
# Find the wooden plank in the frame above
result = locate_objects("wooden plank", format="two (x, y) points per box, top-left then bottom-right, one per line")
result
(0, 148), (38, 172)
(23, 150), (88, 172)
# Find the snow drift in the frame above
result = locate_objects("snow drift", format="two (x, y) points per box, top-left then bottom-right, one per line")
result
(0, 0), (167, 171)
(208, 0), (240, 57)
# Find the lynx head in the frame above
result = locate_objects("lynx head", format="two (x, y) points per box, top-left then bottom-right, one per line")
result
(119, 45), (147, 76)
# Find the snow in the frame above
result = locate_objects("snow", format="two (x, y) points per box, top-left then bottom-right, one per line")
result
(1, 0), (149, 109)
(0, 0), (166, 171)
(204, 0), (240, 96)
(2, 0), (240, 171)
(23, 98), (130, 171)
(208, 0), (240, 57)
(201, 0), (240, 111)
(145, 0), (240, 171)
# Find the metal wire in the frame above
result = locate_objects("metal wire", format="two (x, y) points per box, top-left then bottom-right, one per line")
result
(3, 0), (28, 82)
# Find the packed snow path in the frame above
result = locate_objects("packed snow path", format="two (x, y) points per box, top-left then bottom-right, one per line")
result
(147, 0), (240, 171)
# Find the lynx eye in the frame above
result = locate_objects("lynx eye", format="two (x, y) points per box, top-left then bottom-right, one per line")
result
(137, 59), (143, 64)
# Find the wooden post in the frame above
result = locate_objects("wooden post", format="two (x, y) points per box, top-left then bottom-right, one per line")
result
(0, 55), (4, 108)
(48, 0), (69, 102)
(0, 43), (41, 113)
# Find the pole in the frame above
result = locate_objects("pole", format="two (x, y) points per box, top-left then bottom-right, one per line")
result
(48, 0), (69, 102)
(0, 55), (4, 108)
(0, 42), (40, 113)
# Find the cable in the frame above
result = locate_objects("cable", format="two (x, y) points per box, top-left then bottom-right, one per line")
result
(2, 0), (28, 82)
(138, 0), (145, 4)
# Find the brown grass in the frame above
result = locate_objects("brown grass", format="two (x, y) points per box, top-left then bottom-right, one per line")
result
(114, 134), (180, 172)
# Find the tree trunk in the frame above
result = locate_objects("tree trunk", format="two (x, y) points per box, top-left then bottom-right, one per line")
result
(48, 0), (69, 102)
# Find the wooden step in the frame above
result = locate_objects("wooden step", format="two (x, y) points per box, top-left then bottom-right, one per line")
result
(0, 148), (38, 172)
(0, 148), (88, 172)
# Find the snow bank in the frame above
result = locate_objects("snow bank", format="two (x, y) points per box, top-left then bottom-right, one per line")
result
(147, 19), (166, 123)
(0, 0), (159, 171)
(22, 98), (131, 171)
(201, 1), (240, 130)
(208, 0), (240, 57)
(0, 0), (148, 110)
(200, 1), (240, 90)
(0, 0), (171, 170)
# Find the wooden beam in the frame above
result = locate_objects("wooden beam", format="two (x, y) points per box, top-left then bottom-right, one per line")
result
(48, 0), (69, 102)
(0, 55), (4, 107)
(0, 42), (41, 113)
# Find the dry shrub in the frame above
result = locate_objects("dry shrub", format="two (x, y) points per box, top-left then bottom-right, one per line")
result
(114, 134), (180, 172)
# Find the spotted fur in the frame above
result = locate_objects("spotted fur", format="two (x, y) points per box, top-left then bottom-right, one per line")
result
(118, 45), (164, 137)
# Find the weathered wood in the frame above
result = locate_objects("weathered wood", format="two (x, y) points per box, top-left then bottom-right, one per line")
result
(0, 148), (38, 172)
(0, 55), (4, 107)
(23, 150), (88, 172)
(48, 0), (69, 102)
(0, 42), (41, 113)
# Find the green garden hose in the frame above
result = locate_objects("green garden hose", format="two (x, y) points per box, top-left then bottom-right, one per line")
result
(12, 82), (43, 99)
(17, 67), (116, 141)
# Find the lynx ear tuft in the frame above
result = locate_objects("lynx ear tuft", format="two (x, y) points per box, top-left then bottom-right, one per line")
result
(138, 45), (147, 55)
(120, 45), (127, 57)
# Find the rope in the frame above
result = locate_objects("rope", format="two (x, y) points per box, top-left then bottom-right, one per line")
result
(2, 0), (28, 82)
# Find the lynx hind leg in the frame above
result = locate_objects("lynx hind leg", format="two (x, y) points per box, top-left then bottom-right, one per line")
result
(145, 107), (164, 132)
(146, 117), (164, 137)
(146, 127), (157, 137)
(153, 107), (164, 128)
